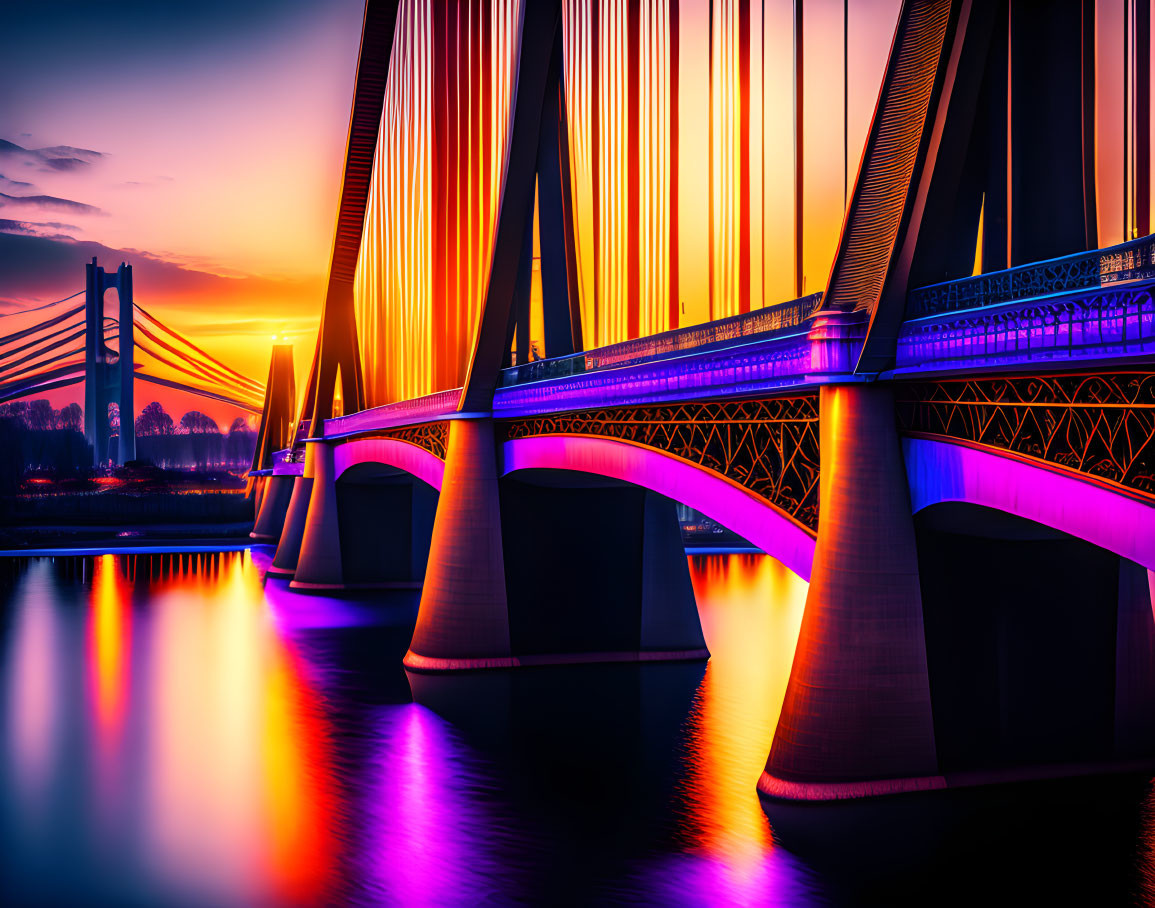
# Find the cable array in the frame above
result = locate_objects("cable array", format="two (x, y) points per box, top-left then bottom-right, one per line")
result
(0, 291), (265, 413)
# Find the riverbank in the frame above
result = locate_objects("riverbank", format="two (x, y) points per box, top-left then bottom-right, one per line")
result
(0, 521), (254, 553)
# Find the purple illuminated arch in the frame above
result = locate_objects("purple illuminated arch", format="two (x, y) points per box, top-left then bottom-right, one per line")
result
(904, 436), (1155, 572)
(334, 437), (445, 491)
(501, 434), (817, 581)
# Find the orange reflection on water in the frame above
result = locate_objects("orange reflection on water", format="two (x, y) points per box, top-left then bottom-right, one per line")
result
(261, 624), (338, 905)
(142, 552), (337, 905)
(90, 555), (131, 735)
(680, 553), (808, 880)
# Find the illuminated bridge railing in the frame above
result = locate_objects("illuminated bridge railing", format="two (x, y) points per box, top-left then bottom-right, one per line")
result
(322, 388), (462, 438)
(907, 235), (1155, 318)
(500, 293), (823, 388)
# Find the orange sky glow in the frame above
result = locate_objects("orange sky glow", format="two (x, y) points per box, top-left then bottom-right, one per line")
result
(1, 0), (1149, 424)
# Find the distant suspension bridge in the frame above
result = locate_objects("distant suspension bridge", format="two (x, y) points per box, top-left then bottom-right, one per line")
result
(0, 257), (294, 469)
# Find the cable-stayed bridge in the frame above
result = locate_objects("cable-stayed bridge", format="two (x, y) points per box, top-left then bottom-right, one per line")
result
(4, 0), (1151, 804)
(250, 0), (1155, 803)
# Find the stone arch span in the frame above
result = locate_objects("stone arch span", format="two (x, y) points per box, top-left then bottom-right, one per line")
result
(903, 436), (1155, 572)
(501, 434), (817, 582)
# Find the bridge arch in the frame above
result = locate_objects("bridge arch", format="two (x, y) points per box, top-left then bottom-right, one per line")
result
(903, 436), (1155, 572)
(289, 436), (443, 590)
(501, 434), (817, 581)
(334, 435), (445, 491)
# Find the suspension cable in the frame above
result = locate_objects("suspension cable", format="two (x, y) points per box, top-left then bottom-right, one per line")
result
(134, 341), (263, 407)
(0, 314), (89, 364)
(132, 318), (263, 394)
(0, 332), (87, 379)
(0, 305), (85, 347)
(0, 370), (86, 406)
(135, 374), (262, 413)
(0, 290), (84, 319)
(132, 303), (262, 388)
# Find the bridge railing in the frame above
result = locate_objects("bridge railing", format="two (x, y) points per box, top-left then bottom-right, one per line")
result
(322, 387), (462, 438)
(907, 234), (1155, 318)
(499, 293), (823, 387)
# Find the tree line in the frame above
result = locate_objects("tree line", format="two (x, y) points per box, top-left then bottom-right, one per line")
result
(134, 401), (251, 438)
(0, 400), (253, 438)
(0, 400), (83, 432)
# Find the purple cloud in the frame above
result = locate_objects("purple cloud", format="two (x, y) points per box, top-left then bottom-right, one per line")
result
(0, 139), (105, 174)
(0, 192), (103, 215)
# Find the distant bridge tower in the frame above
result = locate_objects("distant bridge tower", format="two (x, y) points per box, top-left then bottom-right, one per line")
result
(250, 343), (298, 541)
(84, 257), (134, 467)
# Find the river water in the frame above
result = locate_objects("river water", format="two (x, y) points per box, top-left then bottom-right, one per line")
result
(0, 549), (1152, 906)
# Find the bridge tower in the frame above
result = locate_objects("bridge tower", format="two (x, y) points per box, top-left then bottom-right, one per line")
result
(269, 0), (399, 576)
(250, 344), (297, 541)
(84, 257), (134, 467)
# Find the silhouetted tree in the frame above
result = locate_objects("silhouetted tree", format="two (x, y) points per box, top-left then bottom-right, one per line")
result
(225, 415), (256, 466)
(5, 401), (28, 426)
(136, 401), (175, 436)
(180, 411), (219, 435)
(57, 402), (82, 431)
(27, 399), (54, 432)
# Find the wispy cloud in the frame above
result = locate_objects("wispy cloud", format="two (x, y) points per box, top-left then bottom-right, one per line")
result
(0, 139), (105, 174)
(0, 191), (104, 215)
(0, 218), (81, 239)
(0, 173), (35, 190)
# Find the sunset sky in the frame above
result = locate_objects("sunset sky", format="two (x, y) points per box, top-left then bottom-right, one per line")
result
(0, 0), (1143, 427)
(1, 0), (365, 427)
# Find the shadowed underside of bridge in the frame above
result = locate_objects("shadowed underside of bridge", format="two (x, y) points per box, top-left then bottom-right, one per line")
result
(256, 0), (1155, 801)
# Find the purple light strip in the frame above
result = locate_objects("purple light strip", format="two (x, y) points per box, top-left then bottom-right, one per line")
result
(494, 332), (820, 416)
(272, 459), (304, 477)
(903, 436), (1155, 571)
(895, 286), (1155, 374)
(501, 434), (816, 581)
(323, 388), (462, 438)
(500, 293), (822, 386)
(333, 437), (445, 491)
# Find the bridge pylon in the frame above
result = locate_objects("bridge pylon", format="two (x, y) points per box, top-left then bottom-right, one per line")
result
(84, 257), (134, 467)
(267, 0), (399, 574)
(250, 344), (296, 541)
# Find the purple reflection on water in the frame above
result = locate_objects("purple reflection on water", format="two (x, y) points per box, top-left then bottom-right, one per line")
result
(359, 704), (523, 906)
(623, 851), (823, 907)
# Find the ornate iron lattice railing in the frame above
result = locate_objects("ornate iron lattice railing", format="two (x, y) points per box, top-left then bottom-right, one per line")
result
(337, 420), (450, 461)
(895, 372), (1155, 497)
(908, 235), (1155, 318)
(501, 395), (821, 530)
(500, 293), (822, 387)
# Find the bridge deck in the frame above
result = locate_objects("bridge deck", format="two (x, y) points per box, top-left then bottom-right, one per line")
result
(317, 238), (1155, 439)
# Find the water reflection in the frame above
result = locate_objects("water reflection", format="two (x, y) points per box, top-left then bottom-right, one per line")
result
(89, 554), (130, 740)
(1, 552), (341, 906)
(0, 549), (1152, 906)
(5, 560), (63, 832)
(663, 554), (811, 902)
(358, 704), (524, 906)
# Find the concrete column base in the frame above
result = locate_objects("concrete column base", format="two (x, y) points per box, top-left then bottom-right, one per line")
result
(266, 474), (313, 579)
(405, 418), (513, 669)
(762, 383), (938, 800)
(250, 474), (295, 542)
(290, 442), (343, 590)
(404, 420), (708, 672)
(1115, 559), (1155, 757)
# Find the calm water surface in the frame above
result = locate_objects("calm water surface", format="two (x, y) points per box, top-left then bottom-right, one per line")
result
(1, 549), (1153, 906)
